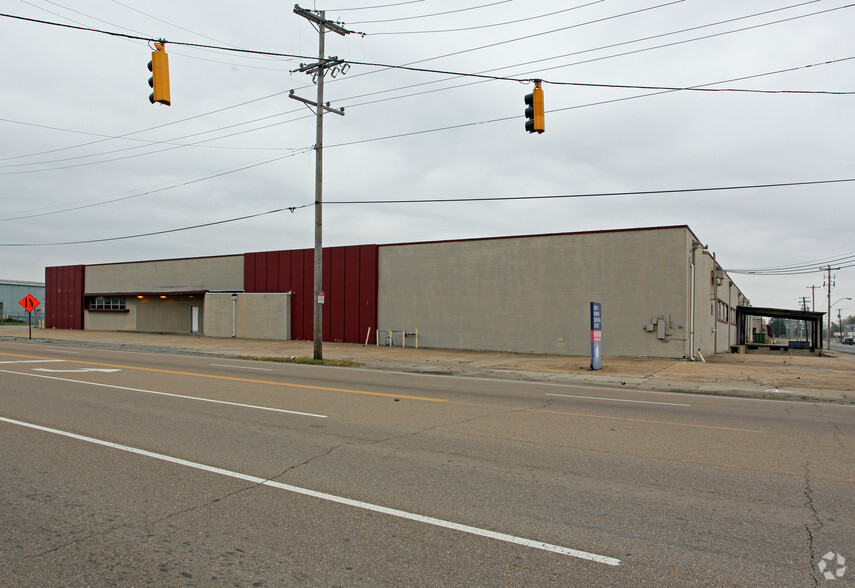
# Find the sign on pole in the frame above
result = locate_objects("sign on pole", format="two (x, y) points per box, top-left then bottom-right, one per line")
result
(19, 294), (41, 340)
(19, 294), (40, 313)
(590, 301), (603, 370)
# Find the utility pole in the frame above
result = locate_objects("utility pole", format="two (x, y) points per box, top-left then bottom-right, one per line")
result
(798, 296), (810, 340)
(806, 285), (819, 313)
(820, 264), (839, 350)
(291, 5), (353, 360)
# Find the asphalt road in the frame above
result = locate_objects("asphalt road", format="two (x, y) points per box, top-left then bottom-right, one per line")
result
(832, 341), (855, 356)
(1, 340), (853, 586)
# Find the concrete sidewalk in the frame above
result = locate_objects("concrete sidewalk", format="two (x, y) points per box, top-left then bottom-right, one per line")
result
(2, 327), (853, 404)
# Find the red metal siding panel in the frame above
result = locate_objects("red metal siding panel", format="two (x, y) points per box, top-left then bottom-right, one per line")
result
(287, 250), (304, 340)
(266, 251), (279, 293)
(257, 252), (269, 292)
(45, 265), (85, 330)
(302, 249), (314, 340)
(359, 245), (379, 344)
(344, 246), (361, 343)
(243, 245), (378, 344)
(45, 267), (56, 327)
(329, 247), (347, 342)
(244, 253), (256, 292)
(321, 248), (331, 341)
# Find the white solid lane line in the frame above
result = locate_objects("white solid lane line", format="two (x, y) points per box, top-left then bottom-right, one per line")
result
(0, 415), (622, 566)
(0, 369), (327, 418)
(546, 393), (690, 407)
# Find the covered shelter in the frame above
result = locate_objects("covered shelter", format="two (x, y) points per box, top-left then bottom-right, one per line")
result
(734, 305), (825, 354)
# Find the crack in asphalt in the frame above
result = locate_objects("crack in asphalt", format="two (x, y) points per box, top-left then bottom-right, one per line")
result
(368, 404), (543, 446)
(803, 461), (823, 587)
(829, 422), (847, 449)
(13, 445), (346, 566)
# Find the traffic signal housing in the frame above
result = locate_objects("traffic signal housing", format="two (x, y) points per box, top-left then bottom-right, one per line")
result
(148, 43), (171, 106)
(524, 82), (544, 134)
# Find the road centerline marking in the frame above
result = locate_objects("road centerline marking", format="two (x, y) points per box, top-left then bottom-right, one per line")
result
(0, 359), (64, 364)
(0, 415), (621, 566)
(0, 351), (445, 403)
(0, 369), (327, 418)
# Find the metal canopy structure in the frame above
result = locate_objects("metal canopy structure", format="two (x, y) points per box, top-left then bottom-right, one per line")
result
(735, 305), (825, 350)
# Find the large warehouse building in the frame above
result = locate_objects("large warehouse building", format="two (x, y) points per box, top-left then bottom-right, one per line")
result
(45, 225), (748, 359)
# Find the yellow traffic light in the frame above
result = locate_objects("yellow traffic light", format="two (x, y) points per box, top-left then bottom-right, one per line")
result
(524, 82), (544, 134)
(148, 42), (171, 106)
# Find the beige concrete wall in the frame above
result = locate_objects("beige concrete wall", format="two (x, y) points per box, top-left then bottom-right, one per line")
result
(378, 228), (695, 358)
(136, 296), (195, 332)
(84, 301), (137, 331)
(85, 255), (243, 294)
(204, 293), (291, 340)
(84, 295), (203, 334)
(689, 249), (748, 356)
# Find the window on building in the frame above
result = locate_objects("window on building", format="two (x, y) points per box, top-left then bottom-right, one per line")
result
(716, 300), (729, 323)
(87, 296), (126, 311)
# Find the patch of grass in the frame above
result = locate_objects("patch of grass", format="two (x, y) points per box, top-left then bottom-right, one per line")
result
(0, 318), (27, 325)
(238, 355), (362, 368)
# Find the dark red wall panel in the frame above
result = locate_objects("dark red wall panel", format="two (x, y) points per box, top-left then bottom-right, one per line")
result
(266, 252), (279, 293)
(301, 249), (313, 341)
(359, 246), (379, 345)
(344, 246), (361, 343)
(45, 265), (85, 330)
(329, 247), (346, 342)
(244, 245), (377, 344)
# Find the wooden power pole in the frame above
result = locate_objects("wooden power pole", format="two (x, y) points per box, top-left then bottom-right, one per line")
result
(291, 6), (353, 360)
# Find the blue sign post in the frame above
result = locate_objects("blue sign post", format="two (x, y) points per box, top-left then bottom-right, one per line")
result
(590, 302), (603, 370)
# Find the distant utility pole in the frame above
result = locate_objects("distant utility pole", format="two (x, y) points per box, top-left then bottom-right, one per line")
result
(291, 5), (354, 360)
(806, 285), (820, 312)
(820, 264), (839, 350)
(798, 296), (810, 340)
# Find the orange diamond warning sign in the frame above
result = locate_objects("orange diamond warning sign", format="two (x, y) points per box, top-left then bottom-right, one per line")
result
(19, 294), (40, 313)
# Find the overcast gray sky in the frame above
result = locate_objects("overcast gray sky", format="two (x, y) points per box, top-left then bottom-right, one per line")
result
(2, 0), (854, 315)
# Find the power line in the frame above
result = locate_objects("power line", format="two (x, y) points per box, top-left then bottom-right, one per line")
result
(348, 0), (513, 24)
(325, 177), (855, 205)
(307, 0), (848, 111)
(5, 47), (848, 178)
(0, 89), (296, 163)
(727, 252), (855, 275)
(726, 262), (855, 276)
(327, 0), (426, 10)
(109, 0), (241, 49)
(365, 2), (603, 35)
(0, 204), (312, 247)
(732, 251), (855, 273)
(4, 5), (851, 95)
(3, 47), (851, 173)
(3, 46), (850, 184)
(0, 148), (313, 221)
(1, 6), (851, 181)
(0, 12), (317, 59)
(5, 175), (855, 247)
(0, 111), (308, 172)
